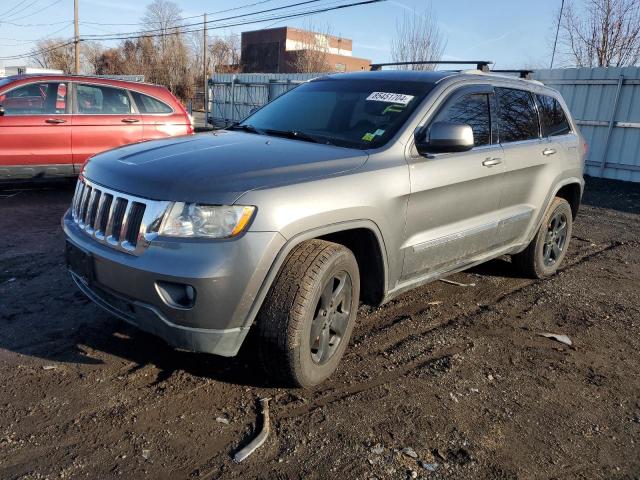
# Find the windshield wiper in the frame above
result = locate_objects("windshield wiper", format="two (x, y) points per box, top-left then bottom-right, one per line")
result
(227, 123), (264, 135)
(263, 129), (331, 145)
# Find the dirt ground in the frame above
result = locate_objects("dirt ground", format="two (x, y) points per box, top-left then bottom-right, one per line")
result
(0, 177), (639, 480)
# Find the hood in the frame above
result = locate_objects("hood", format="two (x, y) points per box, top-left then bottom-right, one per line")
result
(82, 131), (368, 204)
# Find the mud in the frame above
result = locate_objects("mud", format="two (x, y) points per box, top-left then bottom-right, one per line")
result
(0, 177), (639, 479)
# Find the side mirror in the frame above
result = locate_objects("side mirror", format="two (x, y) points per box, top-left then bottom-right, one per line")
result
(415, 121), (474, 155)
(0, 105), (4, 116)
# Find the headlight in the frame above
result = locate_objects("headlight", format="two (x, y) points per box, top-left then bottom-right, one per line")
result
(158, 203), (255, 238)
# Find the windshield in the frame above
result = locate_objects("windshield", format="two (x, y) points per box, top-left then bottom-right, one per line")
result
(237, 78), (435, 149)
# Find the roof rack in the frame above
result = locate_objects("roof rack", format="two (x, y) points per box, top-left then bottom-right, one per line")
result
(490, 69), (534, 80)
(370, 60), (493, 72)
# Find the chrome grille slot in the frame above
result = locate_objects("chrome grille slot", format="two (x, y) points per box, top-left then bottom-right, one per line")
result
(95, 194), (113, 238)
(109, 198), (128, 243)
(86, 189), (101, 232)
(69, 177), (169, 256)
(125, 202), (146, 247)
(79, 185), (92, 225)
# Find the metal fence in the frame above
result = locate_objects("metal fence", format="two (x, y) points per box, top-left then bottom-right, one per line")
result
(534, 67), (640, 183)
(206, 68), (640, 182)
(207, 73), (319, 127)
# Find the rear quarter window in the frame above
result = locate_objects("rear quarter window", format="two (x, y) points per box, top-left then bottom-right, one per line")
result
(496, 87), (540, 143)
(536, 94), (571, 137)
(131, 91), (173, 114)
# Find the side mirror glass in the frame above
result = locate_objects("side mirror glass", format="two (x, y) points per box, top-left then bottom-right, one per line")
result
(415, 121), (474, 155)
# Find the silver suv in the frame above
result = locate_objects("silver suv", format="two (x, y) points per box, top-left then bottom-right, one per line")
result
(63, 69), (585, 387)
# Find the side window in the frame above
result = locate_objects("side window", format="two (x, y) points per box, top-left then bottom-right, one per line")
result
(433, 93), (491, 146)
(536, 94), (571, 137)
(0, 82), (67, 116)
(76, 84), (132, 115)
(496, 88), (539, 143)
(131, 91), (173, 114)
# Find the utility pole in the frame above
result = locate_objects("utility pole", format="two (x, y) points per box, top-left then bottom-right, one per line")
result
(74, 0), (80, 74)
(203, 12), (208, 128)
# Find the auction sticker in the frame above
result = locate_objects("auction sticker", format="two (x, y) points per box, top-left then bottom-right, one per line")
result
(366, 92), (414, 105)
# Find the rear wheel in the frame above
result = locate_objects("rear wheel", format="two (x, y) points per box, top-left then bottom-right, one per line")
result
(512, 197), (573, 278)
(256, 239), (360, 388)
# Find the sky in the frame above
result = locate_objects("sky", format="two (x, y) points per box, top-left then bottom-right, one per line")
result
(0, 0), (567, 69)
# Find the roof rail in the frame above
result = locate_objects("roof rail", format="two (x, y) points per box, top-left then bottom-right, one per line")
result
(370, 60), (493, 72)
(491, 69), (534, 80)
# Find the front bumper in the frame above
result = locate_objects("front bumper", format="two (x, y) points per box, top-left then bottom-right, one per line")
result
(63, 209), (286, 357)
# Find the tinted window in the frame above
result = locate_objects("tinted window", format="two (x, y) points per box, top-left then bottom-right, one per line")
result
(433, 93), (491, 146)
(0, 82), (67, 115)
(496, 88), (539, 142)
(131, 91), (173, 114)
(239, 79), (435, 149)
(536, 94), (570, 136)
(77, 84), (132, 114)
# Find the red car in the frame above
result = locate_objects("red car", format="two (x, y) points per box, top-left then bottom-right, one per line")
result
(0, 75), (194, 180)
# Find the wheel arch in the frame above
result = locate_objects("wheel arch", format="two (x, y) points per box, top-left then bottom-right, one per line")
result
(241, 220), (389, 330)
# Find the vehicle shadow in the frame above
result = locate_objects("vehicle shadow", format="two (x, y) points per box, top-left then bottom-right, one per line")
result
(88, 320), (274, 388)
(466, 256), (523, 279)
(581, 175), (640, 215)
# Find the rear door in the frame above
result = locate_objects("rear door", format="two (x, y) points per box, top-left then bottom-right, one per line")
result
(0, 80), (72, 178)
(129, 89), (189, 140)
(403, 86), (506, 279)
(496, 87), (561, 244)
(72, 82), (142, 170)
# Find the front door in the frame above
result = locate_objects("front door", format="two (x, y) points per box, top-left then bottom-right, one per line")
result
(72, 83), (142, 170)
(402, 86), (505, 279)
(0, 81), (72, 178)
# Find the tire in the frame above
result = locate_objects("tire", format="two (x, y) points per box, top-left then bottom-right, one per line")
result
(512, 197), (573, 279)
(255, 239), (360, 388)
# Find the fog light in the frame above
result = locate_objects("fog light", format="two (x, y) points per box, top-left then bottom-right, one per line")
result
(155, 281), (196, 309)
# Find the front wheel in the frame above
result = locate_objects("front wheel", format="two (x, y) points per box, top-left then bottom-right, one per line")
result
(512, 197), (573, 279)
(255, 239), (360, 388)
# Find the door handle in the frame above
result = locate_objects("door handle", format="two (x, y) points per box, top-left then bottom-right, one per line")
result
(45, 118), (66, 124)
(542, 148), (557, 156)
(482, 157), (502, 167)
(121, 118), (140, 123)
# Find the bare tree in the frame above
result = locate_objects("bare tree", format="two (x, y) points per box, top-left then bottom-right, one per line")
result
(30, 39), (75, 72)
(390, 7), (447, 70)
(287, 24), (335, 73)
(560, 0), (640, 67)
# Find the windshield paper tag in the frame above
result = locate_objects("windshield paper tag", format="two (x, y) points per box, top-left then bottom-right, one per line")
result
(366, 92), (414, 105)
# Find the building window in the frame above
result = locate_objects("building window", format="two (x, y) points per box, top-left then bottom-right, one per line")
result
(335, 63), (346, 72)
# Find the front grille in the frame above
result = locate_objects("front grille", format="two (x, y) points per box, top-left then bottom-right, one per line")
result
(70, 177), (169, 255)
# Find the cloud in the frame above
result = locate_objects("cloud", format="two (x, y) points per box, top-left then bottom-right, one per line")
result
(387, 0), (416, 13)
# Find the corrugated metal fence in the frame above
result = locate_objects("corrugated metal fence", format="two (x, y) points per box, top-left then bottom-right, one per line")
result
(207, 73), (319, 127)
(208, 68), (640, 182)
(534, 67), (640, 182)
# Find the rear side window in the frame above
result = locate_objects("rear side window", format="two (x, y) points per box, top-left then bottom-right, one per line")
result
(0, 82), (67, 115)
(76, 84), (132, 115)
(131, 91), (173, 114)
(496, 88), (539, 143)
(433, 93), (491, 146)
(536, 94), (571, 136)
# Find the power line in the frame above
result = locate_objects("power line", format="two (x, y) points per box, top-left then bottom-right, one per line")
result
(0, 0), (277, 28)
(1, 0), (63, 23)
(85, 0), (384, 42)
(81, 0), (326, 40)
(550, 0), (565, 69)
(0, 0), (32, 19)
(0, 0), (40, 21)
(0, 0), (385, 61)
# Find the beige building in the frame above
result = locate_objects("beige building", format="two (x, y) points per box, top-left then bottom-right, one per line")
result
(241, 27), (371, 73)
